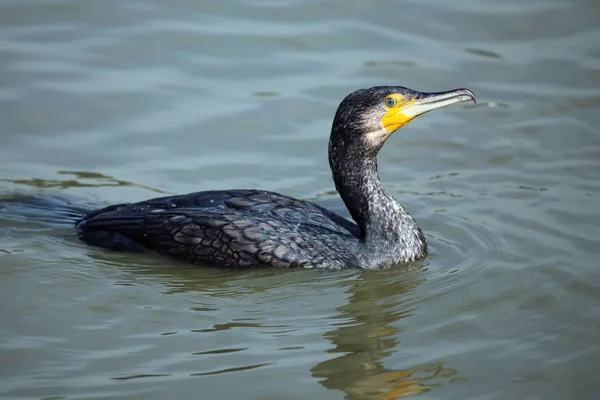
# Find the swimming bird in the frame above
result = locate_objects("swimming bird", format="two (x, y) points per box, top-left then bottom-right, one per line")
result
(77, 86), (475, 269)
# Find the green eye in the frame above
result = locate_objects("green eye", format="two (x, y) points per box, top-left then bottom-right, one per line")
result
(385, 97), (396, 107)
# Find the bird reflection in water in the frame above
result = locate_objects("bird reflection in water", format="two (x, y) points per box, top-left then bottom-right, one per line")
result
(80, 255), (465, 398)
(311, 269), (464, 399)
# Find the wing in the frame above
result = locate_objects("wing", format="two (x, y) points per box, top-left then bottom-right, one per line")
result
(80, 190), (359, 237)
(77, 190), (360, 268)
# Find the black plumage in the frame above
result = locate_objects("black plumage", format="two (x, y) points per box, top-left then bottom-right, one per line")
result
(78, 190), (360, 268)
(77, 86), (475, 269)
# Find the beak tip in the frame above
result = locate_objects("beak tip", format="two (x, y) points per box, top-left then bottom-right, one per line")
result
(457, 88), (476, 104)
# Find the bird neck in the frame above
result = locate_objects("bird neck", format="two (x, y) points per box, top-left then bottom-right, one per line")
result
(329, 138), (427, 264)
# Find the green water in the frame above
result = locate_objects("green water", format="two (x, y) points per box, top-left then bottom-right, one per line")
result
(1, 0), (599, 399)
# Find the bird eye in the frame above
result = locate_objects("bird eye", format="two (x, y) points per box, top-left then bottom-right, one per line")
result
(385, 97), (397, 107)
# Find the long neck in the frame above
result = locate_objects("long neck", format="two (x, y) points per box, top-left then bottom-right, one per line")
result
(329, 137), (427, 263)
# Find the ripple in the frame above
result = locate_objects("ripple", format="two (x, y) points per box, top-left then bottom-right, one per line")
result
(191, 363), (274, 376)
(192, 347), (247, 356)
(464, 47), (505, 60)
(363, 59), (418, 68)
(0, 171), (168, 193)
(111, 374), (171, 381)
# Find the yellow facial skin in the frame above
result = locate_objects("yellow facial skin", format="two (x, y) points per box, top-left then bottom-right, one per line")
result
(379, 89), (476, 134)
(380, 94), (416, 133)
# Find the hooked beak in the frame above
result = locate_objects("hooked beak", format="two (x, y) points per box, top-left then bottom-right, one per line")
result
(381, 88), (476, 133)
(405, 88), (476, 118)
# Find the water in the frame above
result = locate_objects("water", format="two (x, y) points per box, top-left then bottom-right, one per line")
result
(1, 0), (599, 398)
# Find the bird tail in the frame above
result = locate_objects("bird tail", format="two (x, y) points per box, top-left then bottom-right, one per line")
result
(0, 194), (91, 226)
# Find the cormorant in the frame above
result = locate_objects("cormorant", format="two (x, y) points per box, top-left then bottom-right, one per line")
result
(77, 86), (475, 269)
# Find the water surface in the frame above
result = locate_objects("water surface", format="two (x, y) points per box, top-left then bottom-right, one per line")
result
(1, 0), (600, 399)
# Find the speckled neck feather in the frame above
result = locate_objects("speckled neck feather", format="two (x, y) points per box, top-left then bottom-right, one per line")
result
(328, 113), (427, 266)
